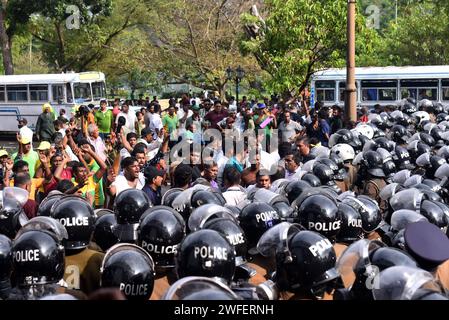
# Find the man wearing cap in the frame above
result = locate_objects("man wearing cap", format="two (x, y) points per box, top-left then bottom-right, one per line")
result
(94, 99), (113, 139)
(139, 127), (163, 161)
(142, 166), (164, 205)
(17, 118), (34, 147)
(404, 221), (449, 290)
(35, 103), (56, 142)
(12, 136), (39, 178)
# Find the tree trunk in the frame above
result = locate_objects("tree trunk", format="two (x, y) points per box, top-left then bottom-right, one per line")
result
(0, 3), (14, 75)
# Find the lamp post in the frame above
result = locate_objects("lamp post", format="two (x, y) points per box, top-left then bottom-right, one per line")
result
(226, 66), (245, 106)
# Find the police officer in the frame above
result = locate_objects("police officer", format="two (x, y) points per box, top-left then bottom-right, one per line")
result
(358, 151), (387, 213)
(51, 196), (104, 295)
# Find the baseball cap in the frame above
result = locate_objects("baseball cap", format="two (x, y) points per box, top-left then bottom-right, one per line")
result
(141, 127), (154, 137)
(20, 137), (32, 145)
(0, 149), (8, 157)
(37, 141), (51, 151)
(143, 166), (165, 182)
(191, 104), (200, 111)
(257, 103), (266, 109)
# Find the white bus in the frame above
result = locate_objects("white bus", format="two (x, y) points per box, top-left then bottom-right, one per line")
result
(0, 71), (106, 133)
(310, 66), (449, 109)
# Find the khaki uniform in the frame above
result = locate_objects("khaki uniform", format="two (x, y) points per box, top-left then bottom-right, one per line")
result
(333, 243), (348, 260)
(150, 270), (178, 300)
(344, 163), (358, 191)
(64, 248), (104, 295)
(362, 178), (387, 213)
(246, 255), (276, 286)
(436, 260), (449, 291)
(336, 180), (347, 193)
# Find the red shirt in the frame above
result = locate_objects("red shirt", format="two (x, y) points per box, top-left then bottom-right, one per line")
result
(359, 115), (368, 123)
(23, 199), (38, 219)
(44, 168), (73, 194)
(204, 110), (228, 129)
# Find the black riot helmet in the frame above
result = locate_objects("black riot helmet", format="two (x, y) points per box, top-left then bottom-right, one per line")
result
(362, 151), (385, 178)
(239, 202), (281, 251)
(283, 180), (311, 204)
(101, 243), (155, 301)
(138, 206), (186, 269)
(420, 200), (449, 231)
(176, 229), (236, 283)
(390, 125), (409, 144)
(297, 194), (341, 240)
(161, 188), (183, 208)
(393, 145), (415, 170)
(163, 276), (240, 300)
(191, 190), (223, 208)
(402, 101), (417, 115)
(343, 196), (382, 233)
(301, 173), (322, 187)
(368, 247), (418, 272)
(203, 218), (248, 266)
(0, 187), (29, 239)
(336, 203), (363, 244)
(419, 132), (436, 147)
(37, 192), (63, 217)
(51, 196), (95, 250)
(113, 189), (151, 243)
(11, 230), (65, 287)
(93, 213), (118, 252)
(275, 230), (338, 297)
(373, 137), (395, 153)
(313, 164), (335, 186)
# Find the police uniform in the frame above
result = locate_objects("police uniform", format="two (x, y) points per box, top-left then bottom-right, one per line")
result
(333, 243), (348, 260)
(150, 270), (178, 300)
(246, 254), (276, 286)
(344, 163), (358, 191)
(335, 180), (347, 193)
(362, 178), (387, 212)
(64, 248), (104, 295)
(436, 260), (449, 290)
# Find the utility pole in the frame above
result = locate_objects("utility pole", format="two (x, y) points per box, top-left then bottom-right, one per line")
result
(345, 0), (357, 123)
(395, 0), (398, 24)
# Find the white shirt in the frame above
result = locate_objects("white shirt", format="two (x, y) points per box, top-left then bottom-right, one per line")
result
(116, 111), (136, 134)
(149, 113), (163, 132)
(112, 173), (144, 195)
(87, 135), (107, 162)
(223, 186), (248, 206)
(119, 148), (131, 162)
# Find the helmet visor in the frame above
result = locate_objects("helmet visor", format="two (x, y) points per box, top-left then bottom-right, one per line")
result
(162, 276), (239, 300)
(256, 222), (302, 257)
(392, 169), (411, 184)
(390, 209), (428, 231)
(390, 188), (423, 211)
(16, 216), (68, 242)
(188, 204), (236, 232)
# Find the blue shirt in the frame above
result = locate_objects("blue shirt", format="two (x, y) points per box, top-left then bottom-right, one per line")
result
(318, 119), (331, 147)
(142, 185), (162, 206)
(228, 157), (244, 173)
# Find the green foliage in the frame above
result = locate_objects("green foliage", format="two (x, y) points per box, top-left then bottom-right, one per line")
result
(241, 0), (381, 96)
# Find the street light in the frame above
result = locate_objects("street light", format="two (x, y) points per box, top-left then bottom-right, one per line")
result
(226, 65), (245, 106)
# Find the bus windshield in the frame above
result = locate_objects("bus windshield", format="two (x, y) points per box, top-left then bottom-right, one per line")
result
(92, 81), (106, 100)
(74, 82), (92, 103)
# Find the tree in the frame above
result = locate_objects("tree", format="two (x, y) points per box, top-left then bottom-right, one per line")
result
(241, 0), (382, 97)
(141, 0), (262, 98)
(380, 2), (449, 66)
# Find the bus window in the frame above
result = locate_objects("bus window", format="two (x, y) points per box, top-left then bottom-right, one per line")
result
(74, 83), (92, 103)
(52, 85), (64, 103)
(379, 88), (397, 101)
(0, 86), (5, 102)
(92, 82), (106, 100)
(66, 83), (73, 103)
(315, 81), (335, 102)
(30, 85), (48, 101)
(442, 80), (449, 100)
(400, 79), (438, 101)
(7, 85), (28, 102)
(362, 89), (377, 101)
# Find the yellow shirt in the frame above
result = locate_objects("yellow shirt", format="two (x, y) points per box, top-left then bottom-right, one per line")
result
(72, 176), (96, 200)
(10, 178), (44, 201)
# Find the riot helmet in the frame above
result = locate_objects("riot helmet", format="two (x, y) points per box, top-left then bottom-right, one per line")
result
(275, 230), (338, 298)
(176, 229), (236, 283)
(362, 151), (385, 178)
(313, 164), (336, 186)
(11, 230), (65, 287)
(420, 200), (449, 231)
(37, 191), (63, 217)
(369, 247), (417, 272)
(163, 276), (240, 300)
(0, 187), (29, 239)
(203, 218), (248, 266)
(390, 125), (409, 144)
(113, 189), (151, 243)
(301, 173), (321, 187)
(336, 203), (363, 244)
(93, 213), (118, 252)
(51, 196), (95, 250)
(239, 202), (281, 251)
(342, 196), (382, 233)
(139, 206), (185, 269)
(161, 188), (184, 208)
(297, 194), (340, 240)
(0, 234), (12, 299)
(191, 190), (223, 208)
(101, 243), (155, 300)
(393, 145), (415, 170)
(331, 143), (355, 163)
(188, 204), (236, 232)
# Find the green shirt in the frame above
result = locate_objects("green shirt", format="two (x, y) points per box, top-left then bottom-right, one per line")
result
(12, 150), (39, 178)
(94, 109), (113, 133)
(162, 114), (178, 134)
(253, 114), (273, 137)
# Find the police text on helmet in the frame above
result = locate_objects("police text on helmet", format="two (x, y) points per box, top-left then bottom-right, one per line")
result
(348, 219), (362, 228)
(14, 250), (40, 262)
(58, 216), (90, 227)
(141, 241), (177, 255)
(255, 211), (278, 223)
(194, 246), (228, 260)
(226, 233), (245, 246)
(308, 221), (341, 232)
(119, 283), (148, 296)
(308, 239), (333, 257)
